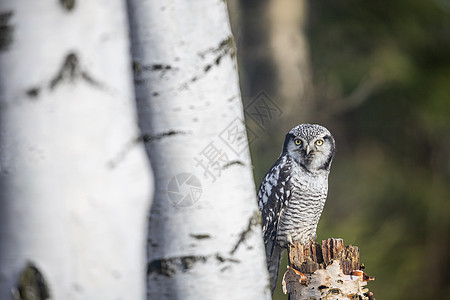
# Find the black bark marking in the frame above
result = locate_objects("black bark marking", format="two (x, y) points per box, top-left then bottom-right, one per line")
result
(108, 130), (191, 168)
(190, 233), (211, 240)
(230, 210), (261, 255)
(133, 77), (147, 85)
(132, 61), (141, 73)
(198, 35), (236, 61)
(204, 36), (236, 66)
(178, 35), (236, 91)
(107, 137), (142, 169)
(26, 88), (40, 98)
(132, 61), (176, 79)
(147, 253), (239, 277)
(80, 71), (102, 87)
(151, 64), (172, 71)
(49, 53), (79, 89)
(222, 160), (245, 170)
(24, 53), (104, 101)
(147, 256), (208, 277)
(227, 95), (239, 102)
(141, 130), (191, 143)
(49, 52), (103, 90)
(60, 0), (76, 11)
(0, 12), (13, 52)
(215, 254), (240, 264)
(14, 262), (51, 300)
(215, 55), (223, 65)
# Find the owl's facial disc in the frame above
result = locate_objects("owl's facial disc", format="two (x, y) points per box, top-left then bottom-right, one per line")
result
(284, 134), (334, 172)
(282, 124), (335, 172)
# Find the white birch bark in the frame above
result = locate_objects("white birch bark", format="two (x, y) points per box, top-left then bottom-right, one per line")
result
(127, 0), (270, 299)
(0, 1), (152, 299)
(285, 261), (372, 299)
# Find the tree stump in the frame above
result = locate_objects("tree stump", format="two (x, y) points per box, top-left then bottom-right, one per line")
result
(282, 238), (374, 299)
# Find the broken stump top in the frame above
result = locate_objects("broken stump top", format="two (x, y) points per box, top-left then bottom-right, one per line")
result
(283, 238), (375, 299)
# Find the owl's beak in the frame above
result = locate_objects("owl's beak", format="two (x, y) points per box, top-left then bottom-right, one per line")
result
(306, 145), (312, 155)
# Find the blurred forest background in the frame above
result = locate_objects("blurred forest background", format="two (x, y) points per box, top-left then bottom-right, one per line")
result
(228, 0), (450, 299)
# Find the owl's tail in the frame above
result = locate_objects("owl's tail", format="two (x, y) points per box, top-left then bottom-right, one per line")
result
(265, 238), (283, 294)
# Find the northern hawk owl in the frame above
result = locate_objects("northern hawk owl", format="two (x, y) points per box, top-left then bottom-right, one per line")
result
(257, 124), (335, 293)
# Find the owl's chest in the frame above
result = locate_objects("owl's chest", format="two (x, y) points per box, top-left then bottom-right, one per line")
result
(282, 170), (328, 220)
(289, 169), (328, 198)
(277, 171), (329, 245)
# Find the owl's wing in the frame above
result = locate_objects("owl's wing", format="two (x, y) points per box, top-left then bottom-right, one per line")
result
(258, 155), (292, 246)
(257, 155), (293, 293)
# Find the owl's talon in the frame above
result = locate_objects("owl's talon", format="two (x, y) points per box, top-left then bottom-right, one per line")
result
(287, 235), (295, 248)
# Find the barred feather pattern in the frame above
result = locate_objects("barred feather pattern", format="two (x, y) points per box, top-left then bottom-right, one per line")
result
(277, 167), (328, 246)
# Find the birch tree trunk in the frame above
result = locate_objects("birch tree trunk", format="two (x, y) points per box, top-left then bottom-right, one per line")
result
(0, 1), (152, 299)
(127, 1), (270, 299)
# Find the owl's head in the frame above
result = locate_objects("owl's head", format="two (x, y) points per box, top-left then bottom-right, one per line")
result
(282, 124), (335, 172)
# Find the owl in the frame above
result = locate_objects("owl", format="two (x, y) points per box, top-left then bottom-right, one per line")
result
(257, 124), (335, 293)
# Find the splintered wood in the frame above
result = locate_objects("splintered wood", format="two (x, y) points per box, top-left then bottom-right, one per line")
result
(283, 238), (375, 300)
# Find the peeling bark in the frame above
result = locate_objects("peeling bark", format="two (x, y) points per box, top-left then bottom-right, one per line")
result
(284, 238), (375, 299)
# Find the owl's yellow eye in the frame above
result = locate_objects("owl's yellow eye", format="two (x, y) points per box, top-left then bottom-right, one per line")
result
(294, 138), (302, 146)
(315, 139), (324, 146)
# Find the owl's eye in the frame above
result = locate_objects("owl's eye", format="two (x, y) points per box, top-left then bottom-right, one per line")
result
(294, 138), (302, 146)
(315, 139), (324, 146)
